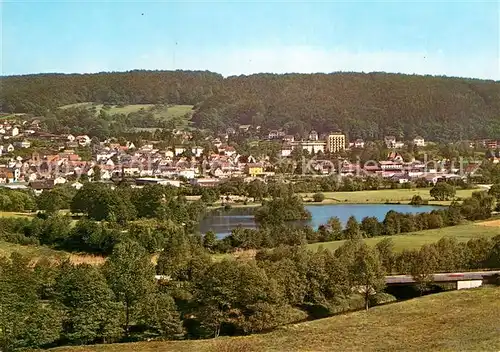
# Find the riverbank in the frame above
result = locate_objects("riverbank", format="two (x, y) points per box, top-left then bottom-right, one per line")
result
(203, 188), (478, 210)
(50, 286), (500, 352)
(300, 188), (476, 206)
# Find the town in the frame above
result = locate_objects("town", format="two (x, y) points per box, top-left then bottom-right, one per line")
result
(1, 114), (499, 194)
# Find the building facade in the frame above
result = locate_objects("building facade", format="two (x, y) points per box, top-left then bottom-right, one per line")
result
(326, 132), (346, 153)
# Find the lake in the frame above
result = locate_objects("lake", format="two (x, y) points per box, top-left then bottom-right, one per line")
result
(199, 204), (441, 237)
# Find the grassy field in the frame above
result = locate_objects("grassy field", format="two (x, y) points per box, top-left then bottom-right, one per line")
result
(0, 240), (64, 259)
(60, 102), (155, 115)
(301, 188), (477, 206)
(308, 222), (500, 253)
(0, 211), (34, 218)
(59, 102), (193, 117)
(59, 102), (194, 131)
(51, 286), (500, 352)
(0, 240), (106, 265)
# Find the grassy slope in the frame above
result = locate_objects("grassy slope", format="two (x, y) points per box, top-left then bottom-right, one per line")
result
(308, 222), (500, 252)
(59, 103), (194, 131)
(0, 240), (64, 259)
(0, 240), (106, 265)
(52, 287), (500, 352)
(59, 102), (193, 117)
(301, 188), (477, 206)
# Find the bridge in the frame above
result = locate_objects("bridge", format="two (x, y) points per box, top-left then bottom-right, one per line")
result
(386, 270), (500, 290)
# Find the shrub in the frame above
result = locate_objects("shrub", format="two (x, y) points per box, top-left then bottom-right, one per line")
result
(409, 195), (427, 205)
(312, 193), (325, 202)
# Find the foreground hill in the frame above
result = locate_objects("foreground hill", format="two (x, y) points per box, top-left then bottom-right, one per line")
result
(54, 287), (500, 352)
(1, 71), (500, 140)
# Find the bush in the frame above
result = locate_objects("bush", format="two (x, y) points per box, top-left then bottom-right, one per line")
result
(312, 193), (325, 202)
(369, 292), (397, 306)
(409, 195), (427, 205)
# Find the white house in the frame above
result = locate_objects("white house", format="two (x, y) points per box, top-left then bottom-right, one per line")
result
(384, 136), (396, 148)
(6, 144), (14, 153)
(300, 141), (326, 154)
(64, 134), (76, 142)
(308, 130), (319, 141)
(101, 170), (112, 180)
(179, 169), (195, 179)
(281, 146), (293, 157)
(224, 146), (236, 157)
(11, 127), (19, 137)
(15, 140), (31, 149)
(354, 139), (365, 148)
(76, 135), (91, 147)
(71, 181), (84, 190)
(268, 130), (279, 139)
(123, 167), (140, 176)
(192, 146), (204, 157)
(54, 176), (67, 185)
(211, 167), (225, 178)
(413, 136), (425, 147)
(174, 146), (186, 156)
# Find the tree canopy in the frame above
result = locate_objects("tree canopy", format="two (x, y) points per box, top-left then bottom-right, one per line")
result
(2, 71), (500, 141)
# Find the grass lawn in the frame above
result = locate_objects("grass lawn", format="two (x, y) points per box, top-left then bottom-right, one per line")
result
(51, 286), (500, 352)
(0, 211), (34, 218)
(301, 188), (477, 206)
(0, 240), (106, 265)
(308, 222), (500, 253)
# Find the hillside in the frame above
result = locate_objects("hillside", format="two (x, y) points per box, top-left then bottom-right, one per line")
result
(1, 71), (500, 141)
(0, 70), (223, 114)
(192, 73), (500, 141)
(52, 287), (500, 352)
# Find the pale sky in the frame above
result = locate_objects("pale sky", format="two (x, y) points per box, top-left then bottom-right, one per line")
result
(2, 1), (499, 79)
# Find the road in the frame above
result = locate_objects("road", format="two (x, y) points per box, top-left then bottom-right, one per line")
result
(386, 270), (500, 284)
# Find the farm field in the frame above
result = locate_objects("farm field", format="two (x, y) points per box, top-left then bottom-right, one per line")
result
(51, 287), (500, 352)
(59, 103), (194, 129)
(0, 211), (34, 218)
(307, 222), (500, 253)
(59, 102), (155, 115)
(301, 188), (477, 205)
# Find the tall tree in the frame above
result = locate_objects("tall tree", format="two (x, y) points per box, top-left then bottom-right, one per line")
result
(348, 242), (386, 310)
(55, 263), (124, 344)
(0, 253), (62, 350)
(103, 241), (156, 336)
(410, 245), (439, 295)
(344, 216), (362, 240)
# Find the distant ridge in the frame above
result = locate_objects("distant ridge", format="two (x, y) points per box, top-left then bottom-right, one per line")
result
(1, 70), (499, 141)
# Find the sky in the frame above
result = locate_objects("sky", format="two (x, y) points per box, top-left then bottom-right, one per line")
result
(1, 1), (499, 79)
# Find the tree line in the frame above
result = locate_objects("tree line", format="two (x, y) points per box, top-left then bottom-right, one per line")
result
(1, 182), (499, 256)
(0, 70), (222, 114)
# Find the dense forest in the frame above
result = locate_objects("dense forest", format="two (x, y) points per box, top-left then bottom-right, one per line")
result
(0, 70), (223, 114)
(1, 70), (500, 140)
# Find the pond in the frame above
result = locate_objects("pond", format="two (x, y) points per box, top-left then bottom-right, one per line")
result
(199, 204), (442, 238)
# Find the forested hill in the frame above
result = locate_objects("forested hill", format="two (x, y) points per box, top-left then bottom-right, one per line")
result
(192, 73), (500, 141)
(1, 71), (500, 140)
(0, 70), (223, 113)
